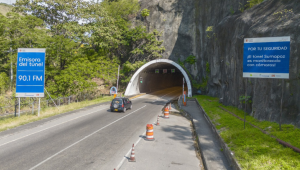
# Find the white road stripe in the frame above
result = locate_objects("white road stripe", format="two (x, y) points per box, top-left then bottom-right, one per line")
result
(29, 105), (146, 170)
(116, 131), (146, 170)
(116, 118), (159, 170)
(0, 106), (108, 147)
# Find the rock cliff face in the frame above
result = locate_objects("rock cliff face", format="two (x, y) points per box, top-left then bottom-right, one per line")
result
(137, 0), (300, 127)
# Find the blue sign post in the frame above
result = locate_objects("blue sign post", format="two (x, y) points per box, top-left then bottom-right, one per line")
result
(243, 36), (290, 130)
(243, 36), (290, 79)
(110, 86), (117, 95)
(16, 48), (46, 97)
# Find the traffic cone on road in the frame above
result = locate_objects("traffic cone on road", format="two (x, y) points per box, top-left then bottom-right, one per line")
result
(128, 144), (136, 162)
(164, 107), (169, 119)
(156, 115), (160, 126)
(145, 124), (155, 141)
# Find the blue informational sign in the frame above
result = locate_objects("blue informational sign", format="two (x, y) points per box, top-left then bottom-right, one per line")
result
(110, 86), (117, 94)
(243, 36), (290, 79)
(16, 48), (46, 97)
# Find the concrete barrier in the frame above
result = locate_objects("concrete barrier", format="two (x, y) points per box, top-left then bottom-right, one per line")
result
(188, 98), (242, 170)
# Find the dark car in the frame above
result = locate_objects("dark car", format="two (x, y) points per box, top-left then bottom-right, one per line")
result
(110, 97), (132, 112)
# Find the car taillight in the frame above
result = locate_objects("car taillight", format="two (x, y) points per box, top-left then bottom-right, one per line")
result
(122, 104), (124, 107)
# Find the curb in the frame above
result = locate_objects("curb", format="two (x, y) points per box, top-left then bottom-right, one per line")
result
(187, 98), (242, 170)
(178, 106), (208, 170)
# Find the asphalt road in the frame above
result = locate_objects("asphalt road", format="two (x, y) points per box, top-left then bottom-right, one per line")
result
(0, 87), (183, 170)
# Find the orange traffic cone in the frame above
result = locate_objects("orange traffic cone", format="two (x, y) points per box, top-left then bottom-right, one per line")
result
(128, 144), (136, 162)
(145, 124), (155, 141)
(156, 115), (160, 126)
(164, 107), (169, 119)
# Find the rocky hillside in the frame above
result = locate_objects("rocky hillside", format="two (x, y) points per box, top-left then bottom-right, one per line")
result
(137, 0), (300, 127)
(0, 3), (12, 15)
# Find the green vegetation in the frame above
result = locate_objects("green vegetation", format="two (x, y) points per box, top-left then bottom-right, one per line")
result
(239, 95), (252, 104)
(195, 95), (300, 169)
(206, 26), (213, 32)
(246, 0), (264, 8)
(0, 0), (164, 100)
(0, 72), (9, 94)
(239, 3), (245, 13)
(185, 55), (196, 65)
(205, 26), (215, 39)
(273, 9), (294, 21)
(230, 6), (235, 15)
(177, 57), (209, 91)
(141, 8), (150, 18)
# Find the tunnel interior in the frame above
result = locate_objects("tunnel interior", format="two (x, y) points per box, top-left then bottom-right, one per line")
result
(137, 62), (187, 93)
(125, 59), (192, 97)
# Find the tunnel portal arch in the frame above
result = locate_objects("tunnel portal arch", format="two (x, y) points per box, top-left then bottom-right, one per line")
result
(124, 59), (192, 97)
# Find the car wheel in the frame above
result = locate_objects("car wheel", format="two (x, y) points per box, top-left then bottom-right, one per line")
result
(130, 105), (132, 110)
(123, 108), (126, 113)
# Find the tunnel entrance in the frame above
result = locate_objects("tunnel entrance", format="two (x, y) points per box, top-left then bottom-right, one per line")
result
(124, 59), (192, 97)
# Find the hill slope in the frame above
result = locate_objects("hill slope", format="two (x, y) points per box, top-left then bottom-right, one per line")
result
(0, 3), (12, 15)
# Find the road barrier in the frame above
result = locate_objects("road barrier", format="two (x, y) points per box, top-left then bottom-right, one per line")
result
(164, 107), (169, 118)
(145, 124), (155, 141)
(183, 91), (187, 106)
(0, 92), (111, 117)
(128, 144), (136, 162)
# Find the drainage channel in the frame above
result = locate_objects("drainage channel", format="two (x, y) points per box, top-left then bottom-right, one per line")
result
(167, 100), (206, 170)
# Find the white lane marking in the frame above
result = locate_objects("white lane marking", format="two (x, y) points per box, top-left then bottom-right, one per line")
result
(116, 119), (158, 170)
(116, 131), (146, 170)
(0, 106), (108, 148)
(29, 105), (147, 170)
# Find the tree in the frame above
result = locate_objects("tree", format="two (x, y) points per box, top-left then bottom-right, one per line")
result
(0, 12), (47, 92)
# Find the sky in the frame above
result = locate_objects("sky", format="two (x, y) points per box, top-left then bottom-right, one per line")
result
(0, 0), (15, 5)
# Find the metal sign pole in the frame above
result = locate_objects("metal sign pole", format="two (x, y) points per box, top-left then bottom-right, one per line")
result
(244, 79), (247, 129)
(10, 47), (12, 92)
(18, 97), (20, 117)
(279, 79), (284, 130)
(116, 65), (120, 94)
(38, 98), (41, 117)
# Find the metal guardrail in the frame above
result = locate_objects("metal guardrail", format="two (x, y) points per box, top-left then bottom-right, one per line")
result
(0, 93), (112, 117)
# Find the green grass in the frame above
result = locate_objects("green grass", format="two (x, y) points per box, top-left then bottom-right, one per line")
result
(0, 96), (113, 132)
(194, 95), (300, 170)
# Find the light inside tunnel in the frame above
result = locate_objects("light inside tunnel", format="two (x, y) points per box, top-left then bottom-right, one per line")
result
(124, 59), (192, 97)
(138, 63), (184, 93)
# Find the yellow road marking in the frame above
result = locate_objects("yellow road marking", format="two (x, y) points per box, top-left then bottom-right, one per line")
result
(129, 93), (146, 100)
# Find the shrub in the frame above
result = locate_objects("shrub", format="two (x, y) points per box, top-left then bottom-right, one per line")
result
(0, 72), (9, 94)
(246, 0), (264, 8)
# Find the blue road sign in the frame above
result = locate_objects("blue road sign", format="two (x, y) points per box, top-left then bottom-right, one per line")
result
(243, 36), (290, 79)
(16, 48), (46, 97)
(110, 86), (117, 94)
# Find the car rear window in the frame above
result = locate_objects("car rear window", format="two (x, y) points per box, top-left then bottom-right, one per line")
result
(112, 99), (122, 104)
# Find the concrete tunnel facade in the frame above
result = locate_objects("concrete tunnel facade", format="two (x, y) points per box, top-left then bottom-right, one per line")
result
(124, 59), (192, 97)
